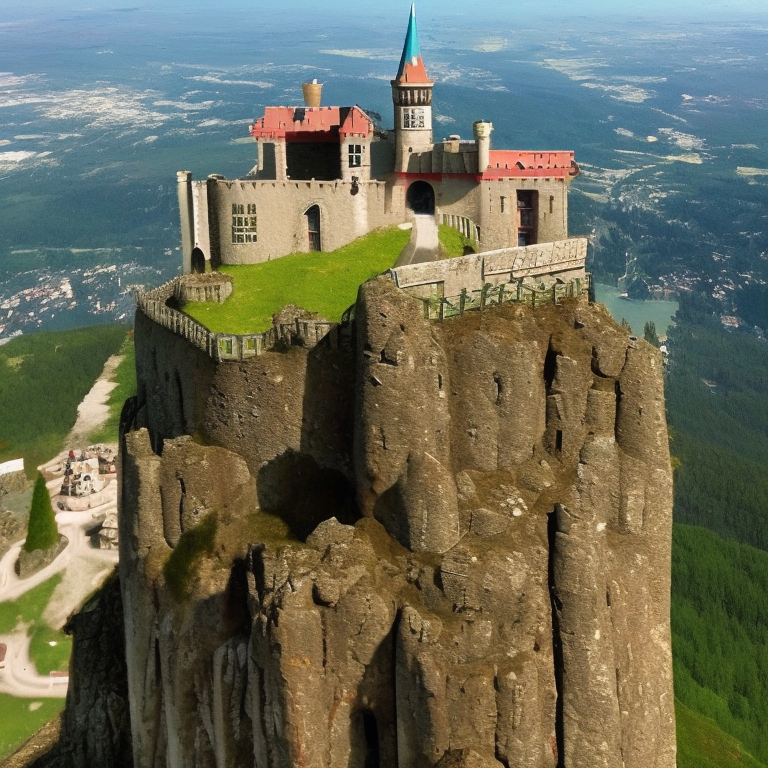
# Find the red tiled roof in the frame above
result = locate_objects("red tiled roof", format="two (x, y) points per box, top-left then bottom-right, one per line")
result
(250, 106), (373, 141)
(482, 150), (579, 180)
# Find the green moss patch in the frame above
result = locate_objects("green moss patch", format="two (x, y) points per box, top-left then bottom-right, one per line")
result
(163, 514), (218, 601)
(183, 226), (410, 334)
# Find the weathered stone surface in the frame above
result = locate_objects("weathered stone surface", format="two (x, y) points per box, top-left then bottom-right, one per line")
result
(110, 279), (674, 768)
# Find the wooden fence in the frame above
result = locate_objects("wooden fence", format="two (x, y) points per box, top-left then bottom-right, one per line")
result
(421, 275), (590, 320)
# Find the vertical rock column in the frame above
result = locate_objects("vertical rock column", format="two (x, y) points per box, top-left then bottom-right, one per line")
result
(354, 278), (460, 553)
(119, 428), (167, 768)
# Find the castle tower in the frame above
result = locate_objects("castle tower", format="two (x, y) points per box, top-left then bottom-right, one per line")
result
(392, 4), (433, 172)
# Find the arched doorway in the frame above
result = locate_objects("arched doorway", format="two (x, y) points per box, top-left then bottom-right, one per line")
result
(305, 205), (321, 251)
(190, 247), (206, 274)
(406, 181), (435, 215)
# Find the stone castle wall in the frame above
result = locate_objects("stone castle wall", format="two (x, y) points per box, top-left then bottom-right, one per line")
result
(391, 237), (588, 297)
(197, 178), (400, 266)
(185, 172), (571, 269)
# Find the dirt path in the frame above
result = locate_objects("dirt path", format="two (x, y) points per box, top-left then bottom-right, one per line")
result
(64, 354), (123, 449)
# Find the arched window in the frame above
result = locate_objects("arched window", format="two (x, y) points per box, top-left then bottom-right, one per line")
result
(305, 205), (321, 251)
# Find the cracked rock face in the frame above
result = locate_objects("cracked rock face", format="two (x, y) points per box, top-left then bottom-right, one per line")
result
(120, 276), (675, 768)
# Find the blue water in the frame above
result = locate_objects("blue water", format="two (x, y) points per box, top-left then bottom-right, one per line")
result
(594, 284), (678, 339)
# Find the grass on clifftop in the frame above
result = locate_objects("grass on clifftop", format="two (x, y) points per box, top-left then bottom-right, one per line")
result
(183, 226), (411, 334)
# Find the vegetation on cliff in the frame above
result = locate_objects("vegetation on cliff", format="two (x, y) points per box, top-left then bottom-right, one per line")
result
(0, 325), (127, 474)
(163, 513), (218, 601)
(181, 225), (467, 334)
(23, 474), (58, 553)
(182, 226), (410, 333)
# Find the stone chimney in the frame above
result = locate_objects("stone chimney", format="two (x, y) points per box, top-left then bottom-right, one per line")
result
(302, 79), (323, 108)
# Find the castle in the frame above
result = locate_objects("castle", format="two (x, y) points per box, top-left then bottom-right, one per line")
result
(176, 4), (583, 281)
(99, 9), (675, 768)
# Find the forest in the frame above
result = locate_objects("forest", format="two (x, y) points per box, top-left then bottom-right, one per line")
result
(664, 291), (768, 764)
(665, 293), (768, 549)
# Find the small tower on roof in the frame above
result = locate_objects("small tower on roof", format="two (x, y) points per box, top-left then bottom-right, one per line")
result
(392, 4), (434, 172)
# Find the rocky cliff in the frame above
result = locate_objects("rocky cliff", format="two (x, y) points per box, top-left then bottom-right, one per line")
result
(117, 276), (675, 768)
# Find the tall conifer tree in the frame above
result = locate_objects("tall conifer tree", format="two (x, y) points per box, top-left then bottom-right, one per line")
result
(23, 473), (59, 552)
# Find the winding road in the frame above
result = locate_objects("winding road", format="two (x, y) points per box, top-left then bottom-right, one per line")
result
(0, 458), (119, 699)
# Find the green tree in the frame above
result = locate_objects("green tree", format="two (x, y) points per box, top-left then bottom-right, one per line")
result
(644, 320), (661, 347)
(23, 474), (59, 553)
(620, 317), (632, 333)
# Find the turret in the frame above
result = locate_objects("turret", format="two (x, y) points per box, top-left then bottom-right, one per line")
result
(473, 120), (493, 174)
(392, 4), (433, 172)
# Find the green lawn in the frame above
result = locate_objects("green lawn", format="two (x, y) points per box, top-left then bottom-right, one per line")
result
(0, 577), (70, 760)
(0, 575), (62, 633)
(183, 226), (411, 334)
(0, 695), (64, 761)
(28, 623), (72, 676)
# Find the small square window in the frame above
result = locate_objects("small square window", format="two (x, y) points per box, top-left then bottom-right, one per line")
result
(348, 144), (362, 167)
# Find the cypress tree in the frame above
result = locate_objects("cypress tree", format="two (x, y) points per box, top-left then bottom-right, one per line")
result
(23, 473), (59, 552)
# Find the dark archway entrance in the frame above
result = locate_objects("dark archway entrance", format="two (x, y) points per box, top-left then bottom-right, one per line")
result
(406, 181), (435, 215)
(191, 247), (206, 274)
(305, 205), (321, 251)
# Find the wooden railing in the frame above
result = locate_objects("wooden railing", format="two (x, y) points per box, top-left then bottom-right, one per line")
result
(421, 275), (590, 320)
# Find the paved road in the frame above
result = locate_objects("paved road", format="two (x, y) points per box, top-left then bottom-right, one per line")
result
(396, 213), (440, 266)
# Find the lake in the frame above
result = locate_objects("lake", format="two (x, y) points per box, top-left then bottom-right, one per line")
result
(593, 283), (679, 340)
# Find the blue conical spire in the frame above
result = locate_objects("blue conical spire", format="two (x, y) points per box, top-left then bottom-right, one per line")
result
(395, 4), (430, 83)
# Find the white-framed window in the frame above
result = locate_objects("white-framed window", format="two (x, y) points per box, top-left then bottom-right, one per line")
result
(232, 203), (257, 243)
(403, 108), (425, 129)
(348, 144), (363, 167)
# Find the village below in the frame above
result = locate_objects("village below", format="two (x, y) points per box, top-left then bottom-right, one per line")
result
(0, 351), (125, 759)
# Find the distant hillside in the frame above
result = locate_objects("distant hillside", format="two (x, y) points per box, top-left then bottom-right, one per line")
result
(0, 325), (128, 474)
(672, 524), (768, 763)
(676, 699), (767, 768)
(665, 293), (768, 550)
